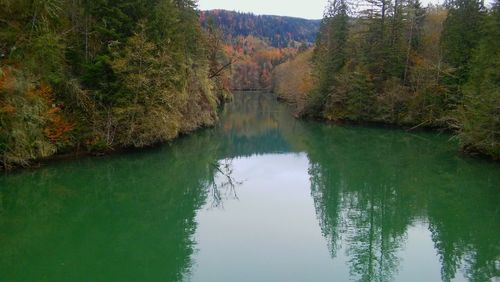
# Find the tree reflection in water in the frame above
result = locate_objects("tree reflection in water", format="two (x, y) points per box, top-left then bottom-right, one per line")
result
(299, 122), (500, 282)
(207, 159), (242, 209)
(0, 92), (498, 282)
(219, 93), (499, 281)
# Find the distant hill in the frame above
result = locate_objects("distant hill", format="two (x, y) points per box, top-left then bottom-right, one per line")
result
(200, 10), (321, 48)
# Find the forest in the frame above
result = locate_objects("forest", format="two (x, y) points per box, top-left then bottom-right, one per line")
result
(0, 2), (498, 280)
(273, 0), (500, 159)
(0, 0), (231, 169)
(1, 0), (498, 169)
(200, 10), (320, 48)
(201, 10), (320, 91)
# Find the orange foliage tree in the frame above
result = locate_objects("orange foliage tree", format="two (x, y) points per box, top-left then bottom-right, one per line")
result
(27, 84), (75, 144)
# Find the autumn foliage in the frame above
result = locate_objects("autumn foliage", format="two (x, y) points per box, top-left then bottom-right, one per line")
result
(0, 0), (230, 169)
(31, 84), (75, 144)
(277, 0), (499, 159)
(272, 49), (314, 115)
(201, 11), (318, 91)
(224, 36), (298, 90)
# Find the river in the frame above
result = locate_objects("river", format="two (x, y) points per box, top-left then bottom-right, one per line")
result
(0, 92), (498, 281)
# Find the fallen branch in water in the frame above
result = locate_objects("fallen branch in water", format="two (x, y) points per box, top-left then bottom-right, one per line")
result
(406, 120), (430, 132)
(208, 160), (243, 208)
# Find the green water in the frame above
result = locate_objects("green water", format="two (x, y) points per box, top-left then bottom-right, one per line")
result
(0, 92), (499, 282)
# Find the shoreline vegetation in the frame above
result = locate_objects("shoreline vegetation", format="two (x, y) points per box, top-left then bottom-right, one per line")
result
(0, 0), (232, 170)
(4, 127), (215, 173)
(199, 10), (320, 92)
(1, 1), (498, 171)
(273, 0), (499, 160)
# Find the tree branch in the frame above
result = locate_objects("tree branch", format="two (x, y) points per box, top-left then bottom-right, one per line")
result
(209, 58), (236, 79)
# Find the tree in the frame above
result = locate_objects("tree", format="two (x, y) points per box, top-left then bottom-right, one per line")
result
(1, 0), (231, 169)
(308, 0), (350, 116)
(441, 0), (485, 103)
(456, 1), (500, 159)
(205, 17), (233, 103)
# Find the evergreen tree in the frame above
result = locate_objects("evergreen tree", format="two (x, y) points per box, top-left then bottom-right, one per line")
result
(0, 0), (230, 169)
(308, 0), (350, 116)
(441, 0), (485, 103)
(457, 1), (500, 159)
(278, 0), (498, 158)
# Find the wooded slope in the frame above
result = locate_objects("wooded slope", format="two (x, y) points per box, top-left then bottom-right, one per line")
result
(0, 0), (231, 169)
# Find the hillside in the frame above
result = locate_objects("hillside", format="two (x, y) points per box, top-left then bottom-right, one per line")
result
(273, 1), (499, 160)
(200, 10), (320, 48)
(200, 10), (319, 90)
(0, 0), (231, 169)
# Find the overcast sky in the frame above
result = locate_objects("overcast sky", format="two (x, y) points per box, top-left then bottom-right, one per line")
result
(197, 0), (443, 19)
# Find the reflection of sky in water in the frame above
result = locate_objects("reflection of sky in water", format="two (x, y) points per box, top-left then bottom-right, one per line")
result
(0, 92), (497, 282)
(192, 153), (338, 282)
(190, 153), (470, 282)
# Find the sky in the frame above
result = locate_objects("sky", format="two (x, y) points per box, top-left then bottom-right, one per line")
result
(197, 0), (328, 19)
(197, 0), (445, 19)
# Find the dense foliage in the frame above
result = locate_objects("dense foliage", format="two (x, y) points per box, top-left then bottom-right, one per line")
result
(274, 0), (499, 159)
(200, 10), (321, 48)
(225, 36), (298, 90)
(0, 0), (231, 169)
(200, 10), (320, 91)
(273, 49), (314, 115)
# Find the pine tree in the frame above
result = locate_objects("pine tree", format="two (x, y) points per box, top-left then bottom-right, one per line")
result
(441, 0), (485, 103)
(457, 1), (500, 159)
(308, 0), (350, 116)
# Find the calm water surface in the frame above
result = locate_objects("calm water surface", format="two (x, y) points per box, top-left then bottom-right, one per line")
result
(0, 92), (499, 282)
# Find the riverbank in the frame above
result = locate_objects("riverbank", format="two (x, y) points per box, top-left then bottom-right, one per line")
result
(277, 94), (500, 161)
(0, 1), (233, 171)
(1, 92), (498, 281)
(272, 49), (499, 161)
(271, 2), (499, 161)
(0, 103), (229, 172)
